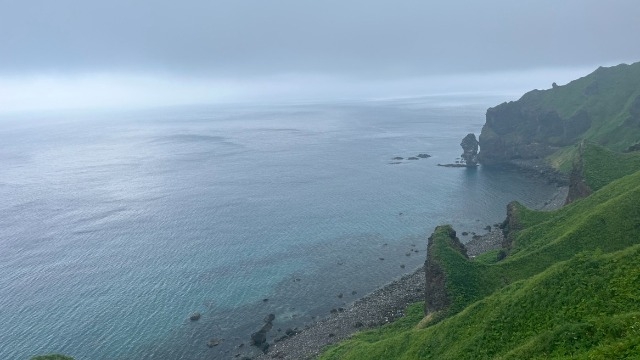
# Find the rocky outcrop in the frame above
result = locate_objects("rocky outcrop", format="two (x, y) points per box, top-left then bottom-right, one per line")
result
(460, 133), (479, 165)
(500, 201), (523, 250)
(424, 226), (467, 314)
(565, 142), (593, 204)
(251, 314), (276, 353)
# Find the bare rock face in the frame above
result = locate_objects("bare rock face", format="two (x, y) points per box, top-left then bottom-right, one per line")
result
(500, 202), (521, 250)
(460, 133), (479, 166)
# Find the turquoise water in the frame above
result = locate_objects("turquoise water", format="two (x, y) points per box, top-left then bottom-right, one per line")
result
(0, 97), (559, 359)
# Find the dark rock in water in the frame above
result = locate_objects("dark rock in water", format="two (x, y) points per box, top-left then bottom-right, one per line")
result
(262, 298), (269, 302)
(251, 314), (275, 352)
(351, 290), (357, 295)
(251, 330), (267, 346)
(392, 156), (404, 160)
(484, 225), (492, 231)
(330, 308), (338, 314)
(189, 312), (201, 321)
(207, 338), (220, 347)
(407, 157), (419, 160)
(460, 133), (479, 166)
(389, 161), (402, 165)
(406, 252), (411, 256)
(437, 163), (478, 168)
(379, 257), (385, 261)
(461, 231), (469, 236)
(285, 328), (297, 336)
(400, 264), (405, 269)
(337, 293), (343, 298)
(417, 153), (431, 158)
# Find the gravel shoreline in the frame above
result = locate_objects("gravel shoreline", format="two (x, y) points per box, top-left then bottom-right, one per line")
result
(249, 185), (569, 360)
(254, 266), (425, 360)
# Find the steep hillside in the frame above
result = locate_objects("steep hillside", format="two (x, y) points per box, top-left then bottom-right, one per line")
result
(565, 142), (640, 203)
(478, 62), (640, 166)
(319, 168), (640, 359)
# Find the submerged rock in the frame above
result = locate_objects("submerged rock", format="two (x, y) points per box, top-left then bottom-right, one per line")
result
(207, 338), (220, 347)
(189, 312), (201, 321)
(251, 314), (275, 353)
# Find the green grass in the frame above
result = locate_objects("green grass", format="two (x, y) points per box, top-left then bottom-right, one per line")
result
(31, 355), (74, 360)
(581, 142), (640, 191)
(318, 169), (640, 360)
(320, 245), (640, 360)
(482, 61), (640, 167)
(534, 62), (640, 152)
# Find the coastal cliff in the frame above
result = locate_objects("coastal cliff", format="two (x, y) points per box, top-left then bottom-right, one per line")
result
(319, 63), (640, 359)
(478, 61), (640, 167)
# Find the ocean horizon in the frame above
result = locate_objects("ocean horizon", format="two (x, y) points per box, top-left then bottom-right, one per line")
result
(0, 96), (560, 359)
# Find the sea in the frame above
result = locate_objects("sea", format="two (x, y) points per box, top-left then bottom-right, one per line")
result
(0, 96), (560, 359)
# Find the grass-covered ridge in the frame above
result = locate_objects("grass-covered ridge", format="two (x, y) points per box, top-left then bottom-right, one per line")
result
(479, 61), (640, 166)
(580, 142), (640, 191)
(318, 168), (640, 359)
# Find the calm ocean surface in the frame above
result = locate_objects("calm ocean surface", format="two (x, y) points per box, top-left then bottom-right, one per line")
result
(0, 97), (559, 359)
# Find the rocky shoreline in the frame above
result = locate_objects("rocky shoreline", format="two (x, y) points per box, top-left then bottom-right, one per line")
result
(253, 266), (426, 360)
(247, 185), (569, 360)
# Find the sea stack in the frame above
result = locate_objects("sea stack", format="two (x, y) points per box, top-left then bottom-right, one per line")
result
(460, 133), (479, 166)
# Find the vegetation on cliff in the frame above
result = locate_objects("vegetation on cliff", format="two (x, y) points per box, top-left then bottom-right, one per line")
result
(319, 153), (640, 359)
(478, 61), (640, 166)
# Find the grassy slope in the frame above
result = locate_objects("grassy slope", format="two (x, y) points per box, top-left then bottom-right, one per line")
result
(538, 62), (640, 150)
(322, 246), (640, 360)
(319, 168), (640, 360)
(580, 142), (640, 191)
(535, 62), (640, 170)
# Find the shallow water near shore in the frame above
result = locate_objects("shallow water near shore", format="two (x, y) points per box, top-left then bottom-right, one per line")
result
(0, 96), (559, 359)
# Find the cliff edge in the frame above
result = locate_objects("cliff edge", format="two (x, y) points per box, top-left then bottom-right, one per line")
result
(478, 62), (640, 167)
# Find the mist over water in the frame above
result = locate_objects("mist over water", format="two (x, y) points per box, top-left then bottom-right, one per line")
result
(0, 96), (559, 359)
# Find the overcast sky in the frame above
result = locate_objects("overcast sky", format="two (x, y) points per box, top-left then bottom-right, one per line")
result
(1, 0), (639, 112)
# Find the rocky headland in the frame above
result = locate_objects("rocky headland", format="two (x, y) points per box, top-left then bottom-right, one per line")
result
(477, 62), (640, 187)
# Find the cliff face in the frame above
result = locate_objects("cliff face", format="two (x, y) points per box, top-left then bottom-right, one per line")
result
(478, 62), (640, 166)
(479, 102), (590, 165)
(564, 142), (593, 204)
(500, 201), (523, 250)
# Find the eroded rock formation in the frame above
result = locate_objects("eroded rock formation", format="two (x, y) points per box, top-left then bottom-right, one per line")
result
(460, 133), (479, 165)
